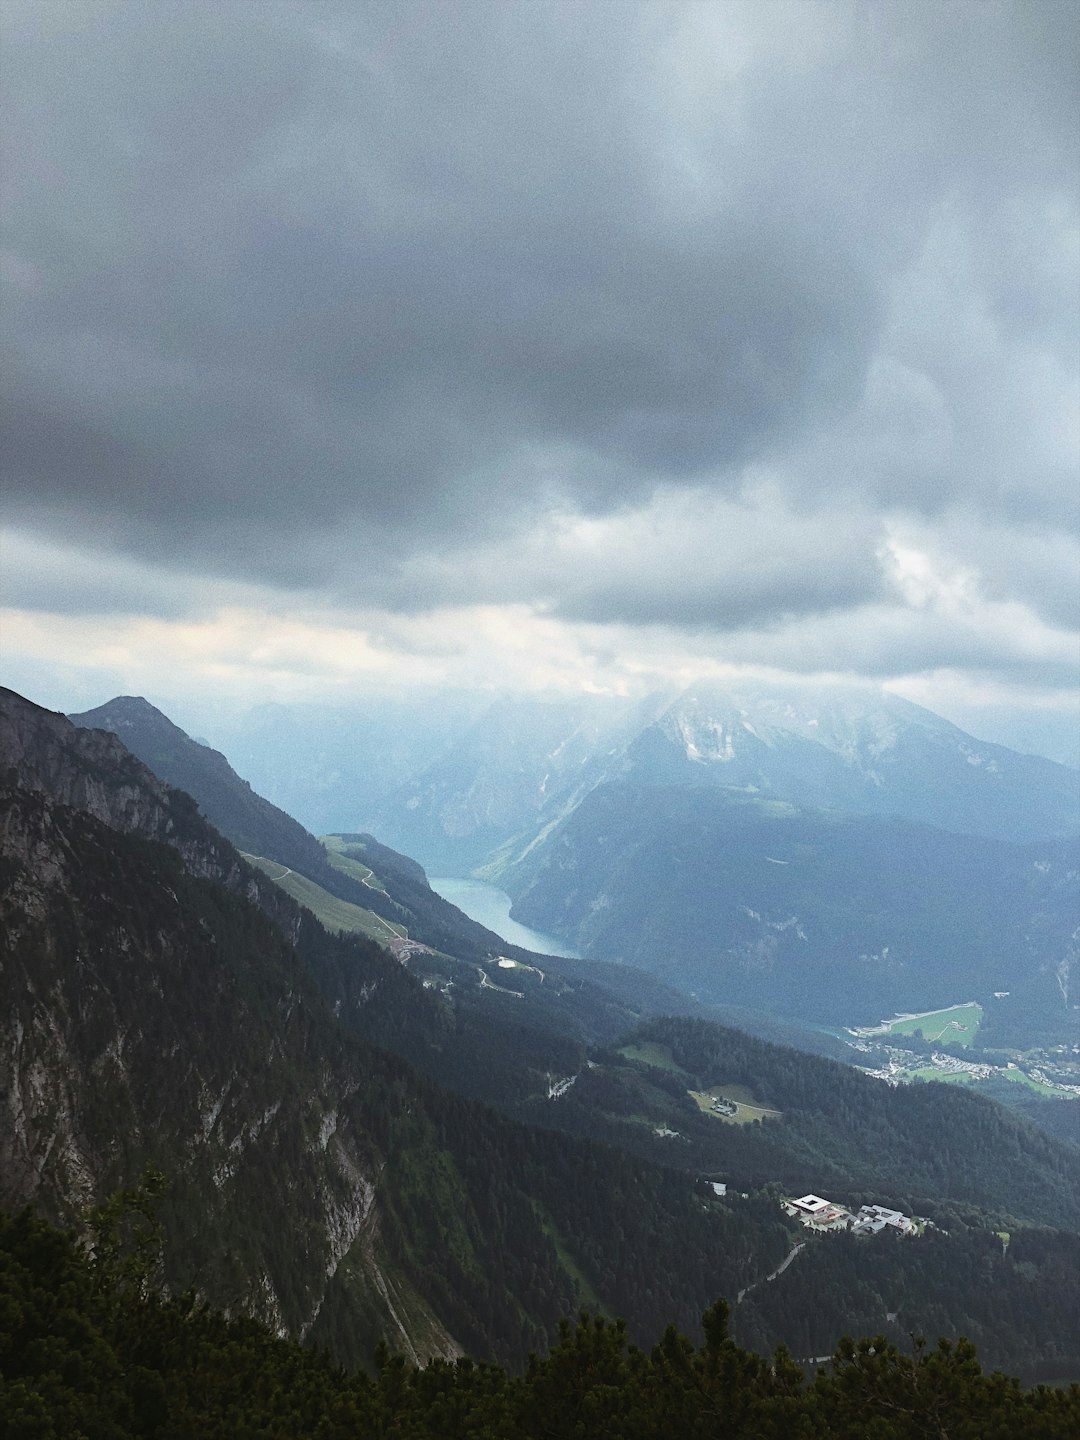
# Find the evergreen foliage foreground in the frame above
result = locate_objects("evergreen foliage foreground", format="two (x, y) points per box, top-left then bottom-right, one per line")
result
(3, 1207), (1078, 1439)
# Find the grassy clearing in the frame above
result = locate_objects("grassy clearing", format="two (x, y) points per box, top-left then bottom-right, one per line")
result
(619, 1042), (692, 1078)
(1000, 1068), (1074, 1098)
(246, 856), (405, 941)
(688, 1086), (781, 1125)
(534, 1208), (604, 1312)
(910, 1067), (970, 1085)
(881, 1002), (984, 1048)
(320, 836), (388, 892)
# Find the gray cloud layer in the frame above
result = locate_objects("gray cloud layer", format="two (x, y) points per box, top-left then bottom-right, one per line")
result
(1, 0), (1077, 655)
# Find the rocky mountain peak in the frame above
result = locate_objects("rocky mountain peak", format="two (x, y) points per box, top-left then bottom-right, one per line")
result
(1, 687), (176, 838)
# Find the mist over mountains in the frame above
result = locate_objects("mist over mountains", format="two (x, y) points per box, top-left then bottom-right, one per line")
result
(3, 674), (1080, 1419)
(504, 780), (1079, 1032)
(196, 682), (1079, 862)
(68, 683), (1080, 1045)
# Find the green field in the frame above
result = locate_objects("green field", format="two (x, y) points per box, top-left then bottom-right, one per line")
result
(245, 855), (405, 941)
(873, 1002), (984, 1048)
(619, 1042), (691, 1077)
(320, 836), (388, 892)
(1000, 1067), (1075, 1098)
(688, 1085), (781, 1125)
(900, 1062), (1076, 1100)
(909, 1066), (970, 1085)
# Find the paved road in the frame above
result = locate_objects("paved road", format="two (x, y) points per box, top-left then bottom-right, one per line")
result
(737, 1241), (805, 1303)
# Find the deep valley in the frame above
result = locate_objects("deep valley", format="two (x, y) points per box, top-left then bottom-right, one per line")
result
(3, 683), (1078, 1405)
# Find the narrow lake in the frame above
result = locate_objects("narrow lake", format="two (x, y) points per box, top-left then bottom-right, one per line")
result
(429, 876), (582, 958)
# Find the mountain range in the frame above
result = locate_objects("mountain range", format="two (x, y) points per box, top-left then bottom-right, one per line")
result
(179, 683), (1080, 1043)
(223, 682), (1078, 865)
(500, 779), (1080, 1036)
(4, 683), (1080, 1382)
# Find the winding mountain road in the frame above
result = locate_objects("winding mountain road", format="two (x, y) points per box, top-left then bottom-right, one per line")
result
(737, 1241), (805, 1303)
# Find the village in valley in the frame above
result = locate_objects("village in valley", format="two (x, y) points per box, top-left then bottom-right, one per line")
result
(842, 1000), (1080, 1100)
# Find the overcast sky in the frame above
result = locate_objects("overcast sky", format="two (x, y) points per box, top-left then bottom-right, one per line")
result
(2, 0), (1078, 760)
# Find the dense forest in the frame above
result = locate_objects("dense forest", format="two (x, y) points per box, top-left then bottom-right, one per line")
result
(3, 1202), (1078, 1440)
(736, 1220), (1080, 1383)
(594, 1017), (1080, 1229)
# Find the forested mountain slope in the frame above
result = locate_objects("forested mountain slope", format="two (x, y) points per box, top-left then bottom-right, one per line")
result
(0, 689), (793, 1363)
(539, 1016), (1080, 1230)
(501, 779), (1080, 1039)
(5, 686), (1079, 1379)
(65, 695), (849, 1056)
(7, 1206), (1079, 1438)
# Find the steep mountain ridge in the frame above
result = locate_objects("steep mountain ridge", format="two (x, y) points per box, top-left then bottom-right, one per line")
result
(364, 693), (662, 873)
(349, 683), (1080, 877)
(69, 696), (366, 900)
(627, 682), (1080, 844)
(4, 690), (194, 846)
(68, 694), (530, 962)
(63, 694), (753, 1048)
(206, 694), (490, 835)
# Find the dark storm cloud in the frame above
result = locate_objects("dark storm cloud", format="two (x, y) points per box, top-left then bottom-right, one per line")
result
(370, 488), (891, 628)
(1, 0), (1076, 636)
(557, 549), (882, 632)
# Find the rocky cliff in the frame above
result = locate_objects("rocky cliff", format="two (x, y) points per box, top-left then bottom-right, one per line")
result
(0, 688), (460, 1361)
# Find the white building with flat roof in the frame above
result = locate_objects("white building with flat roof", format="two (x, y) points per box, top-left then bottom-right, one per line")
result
(783, 1194), (851, 1228)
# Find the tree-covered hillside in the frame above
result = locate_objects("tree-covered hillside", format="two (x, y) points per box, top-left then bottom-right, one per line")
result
(587, 1017), (1080, 1229)
(3, 1204), (1078, 1439)
(502, 780), (1080, 1039)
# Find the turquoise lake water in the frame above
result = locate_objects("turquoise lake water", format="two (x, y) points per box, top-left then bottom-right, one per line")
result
(428, 876), (581, 958)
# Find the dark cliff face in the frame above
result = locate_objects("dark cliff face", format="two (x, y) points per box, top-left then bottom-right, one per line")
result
(1, 688), (179, 841)
(0, 688), (462, 1362)
(70, 694), (340, 877)
(1, 686), (304, 938)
